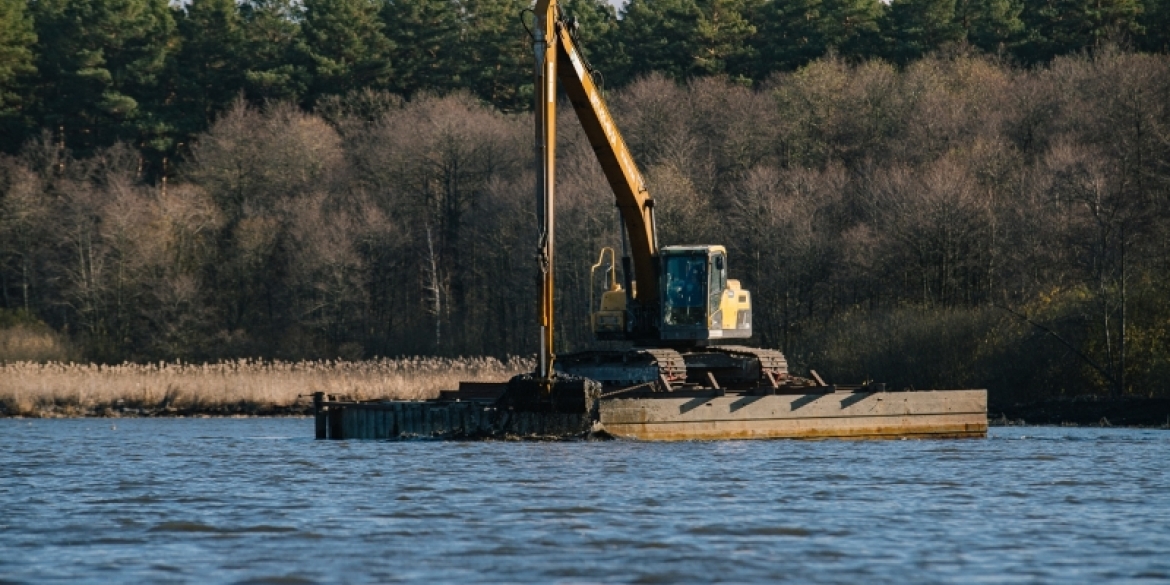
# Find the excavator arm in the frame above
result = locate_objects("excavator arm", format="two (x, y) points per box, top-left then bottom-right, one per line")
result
(532, 0), (663, 376)
(530, 0), (757, 397)
(552, 18), (660, 305)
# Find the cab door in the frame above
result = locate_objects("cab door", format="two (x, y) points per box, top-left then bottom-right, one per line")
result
(708, 252), (727, 331)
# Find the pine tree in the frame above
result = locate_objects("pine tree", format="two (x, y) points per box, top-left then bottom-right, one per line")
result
(753, 0), (829, 76)
(558, 0), (622, 84)
(380, 0), (463, 97)
(0, 0), (37, 152)
(955, 0), (1024, 54)
(31, 0), (176, 157)
(821, 0), (886, 58)
(299, 0), (396, 106)
(616, 0), (755, 83)
(461, 0), (531, 109)
(1137, 0), (1170, 52)
(880, 0), (965, 64)
(750, 0), (883, 78)
(616, 0), (705, 83)
(171, 0), (248, 146)
(239, 0), (307, 104)
(1017, 0), (1144, 63)
(695, 0), (758, 79)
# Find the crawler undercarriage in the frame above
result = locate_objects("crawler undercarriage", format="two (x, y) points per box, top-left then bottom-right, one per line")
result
(555, 345), (827, 395)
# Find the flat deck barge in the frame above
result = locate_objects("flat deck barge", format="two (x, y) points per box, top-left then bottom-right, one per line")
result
(312, 384), (987, 441)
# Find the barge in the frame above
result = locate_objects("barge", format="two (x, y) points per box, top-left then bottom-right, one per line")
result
(312, 382), (987, 441)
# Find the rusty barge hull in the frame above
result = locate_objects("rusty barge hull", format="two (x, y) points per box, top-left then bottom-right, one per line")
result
(313, 389), (987, 441)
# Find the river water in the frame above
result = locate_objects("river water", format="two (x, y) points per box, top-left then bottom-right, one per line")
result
(1, 419), (1167, 583)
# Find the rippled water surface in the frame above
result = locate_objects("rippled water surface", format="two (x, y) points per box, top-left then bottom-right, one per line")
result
(2, 420), (1168, 583)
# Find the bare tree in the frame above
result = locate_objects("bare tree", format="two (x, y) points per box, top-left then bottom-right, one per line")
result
(0, 158), (50, 312)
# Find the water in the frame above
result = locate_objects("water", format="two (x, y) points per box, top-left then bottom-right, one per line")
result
(1, 420), (1167, 584)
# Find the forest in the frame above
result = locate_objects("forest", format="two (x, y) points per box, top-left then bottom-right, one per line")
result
(1, 0), (1169, 404)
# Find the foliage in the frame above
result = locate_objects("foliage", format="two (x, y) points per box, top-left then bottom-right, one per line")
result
(1018, 0), (1144, 63)
(749, 0), (884, 76)
(28, 0), (176, 158)
(0, 0), (37, 122)
(299, 0), (396, 105)
(1, 0), (1170, 404)
(169, 0), (249, 145)
(1, 0), (1169, 162)
(0, 309), (76, 363)
(880, 0), (966, 64)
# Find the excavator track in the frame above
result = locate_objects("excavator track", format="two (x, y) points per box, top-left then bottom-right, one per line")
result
(555, 347), (686, 389)
(556, 345), (790, 391)
(712, 345), (789, 375)
(680, 345), (789, 388)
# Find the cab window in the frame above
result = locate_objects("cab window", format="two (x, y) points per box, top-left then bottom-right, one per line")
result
(663, 254), (707, 325)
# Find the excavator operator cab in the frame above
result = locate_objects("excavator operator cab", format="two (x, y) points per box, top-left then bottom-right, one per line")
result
(659, 246), (751, 343)
(662, 251), (708, 326)
(590, 245), (753, 343)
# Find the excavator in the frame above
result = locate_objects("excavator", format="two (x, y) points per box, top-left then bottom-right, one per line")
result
(308, 21), (987, 439)
(528, 0), (798, 395)
(306, 14), (987, 439)
(311, 0), (986, 441)
(306, 14), (987, 438)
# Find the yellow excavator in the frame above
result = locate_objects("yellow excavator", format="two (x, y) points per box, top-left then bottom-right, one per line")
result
(530, 0), (794, 393)
(310, 20), (986, 438)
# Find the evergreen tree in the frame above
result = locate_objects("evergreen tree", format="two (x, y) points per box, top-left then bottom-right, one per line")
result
(750, 0), (883, 78)
(880, 0), (965, 64)
(299, 0), (395, 105)
(461, 0), (531, 109)
(819, 0), (885, 57)
(558, 0), (622, 84)
(30, 0), (176, 158)
(616, 0), (705, 82)
(239, 0), (306, 104)
(695, 0), (758, 80)
(616, 0), (755, 83)
(1017, 0), (1144, 63)
(752, 0), (825, 76)
(0, 0), (37, 152)
(133, 0), (181, 159)
(170, 0), (248, 147)
(1136, 0), (1168, 52)
(955, 0), (1024, 54)
(380, 0), (463, 97)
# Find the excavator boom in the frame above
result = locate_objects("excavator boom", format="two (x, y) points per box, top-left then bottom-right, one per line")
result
(532, 0), (665, 369)
(533, 0), (749, 388)
(553, 22), (660, 304)
(533, 0), (557, 379)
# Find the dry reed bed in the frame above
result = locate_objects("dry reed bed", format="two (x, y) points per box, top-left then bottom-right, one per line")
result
(0, 357), (533, 417)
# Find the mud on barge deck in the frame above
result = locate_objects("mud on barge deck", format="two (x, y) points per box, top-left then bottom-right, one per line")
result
(312, 382), (987, 441)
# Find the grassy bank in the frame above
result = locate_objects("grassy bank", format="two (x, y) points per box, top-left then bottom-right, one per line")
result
(0, 357), (532, 418)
